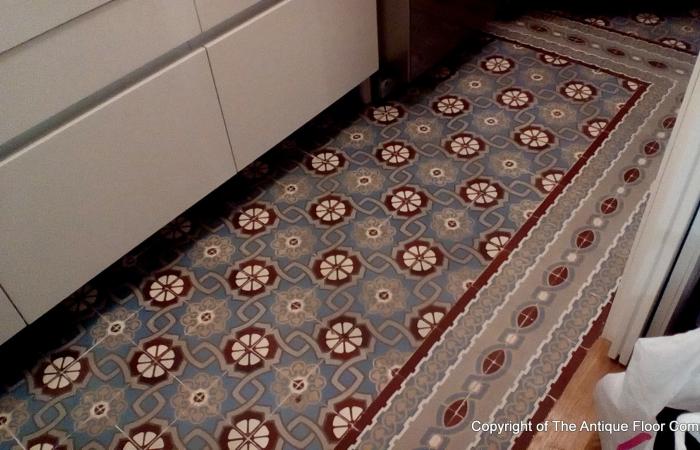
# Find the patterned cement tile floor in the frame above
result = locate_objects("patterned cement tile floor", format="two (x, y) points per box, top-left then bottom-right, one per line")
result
(0, 7), (697, 450)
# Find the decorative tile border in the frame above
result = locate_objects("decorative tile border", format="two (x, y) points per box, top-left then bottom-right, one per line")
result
(353, 16), (685, 450)
(475, 198), (645, 448)
(551, 10), (700, 56)
(341, 35), (651, 449)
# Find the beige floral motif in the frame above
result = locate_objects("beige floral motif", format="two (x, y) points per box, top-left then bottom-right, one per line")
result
(71, 385), (126, 436)
(584, 17), (608, 26)
(181, 297), (230, 338)
(431, 208), (473, 241)
(604, 96), (628, 115)
(310, 195), (353, 225)
(340, 126), (375, 148)
(445, 133), (485, 159)
(481, 55), (513, 73)
(314, 250), (361, 285)
(352, 217), (396, 250)
(446, 266), (483, 299)
(405, 118), (443, 142)
(91, 307), (141, 349)
(525, 68), (550, 84)
(498, 88), (533, 109)
(563, 145), (587, 165)
(0, 397), (28, 441)
(417, 161), (457, 186)
(189, 235), (235, 269)
(539, 103), (577, 125)
(489, 151), (530, 177)
(459, 74), (493, 95)
(635, 12), (661, 25)
(361, 277), (408, 316)
(370, 104), (403, 124)
(540, 53), (570, 66)
(471, 110), (512, 135)
(515, 126), (554, 150)
(271, 226), (314, 260)
(561, 81), (596, 101)
(343, 168), (385, 194)
(385, 187), (428, 217)
(583, 119), (609, 138)
(509, 199), (541, 226)
(369, 350), (410, 391)
(271, 287), (320, 327)
(660, 37), (690, 50)
(271, 361), (326, 411)
(275, 177), (311, 203)
(460, 179), (504, 207)
(674, 21), (696, 34)
(171, 373), (225, 424)
(433, 95), (468, 116)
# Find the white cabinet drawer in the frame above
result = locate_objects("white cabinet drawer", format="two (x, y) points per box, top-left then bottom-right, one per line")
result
(0, 0), (201, 145)
(205, 0), (378, 169)
(0, 288), (25, 345)
(0, 49), (235, 323)
(0, 0), (111, 54)
(194, 0), (264, 31)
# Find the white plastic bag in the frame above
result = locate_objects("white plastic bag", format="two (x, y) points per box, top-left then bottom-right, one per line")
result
(595, 328), (700, 449)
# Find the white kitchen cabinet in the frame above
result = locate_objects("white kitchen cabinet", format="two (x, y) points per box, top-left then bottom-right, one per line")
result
(205, 0), (378, 169)
(0, 0), (378, 339)
(0, 0), (201, 145)
(0, 49), (235, 323)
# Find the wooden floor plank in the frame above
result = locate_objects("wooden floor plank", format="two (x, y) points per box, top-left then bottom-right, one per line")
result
(528, 339), (624, 449)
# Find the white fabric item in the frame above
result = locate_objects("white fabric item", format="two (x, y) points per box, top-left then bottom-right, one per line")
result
(595, 328), (700, 450)
(675, 413), (700, 450)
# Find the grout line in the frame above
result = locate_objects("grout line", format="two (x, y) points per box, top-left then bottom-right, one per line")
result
(89, 300), (188, 389)
(12, 297), (173, 449)
(112, 416), (178, 449)
(70, 389), (127, 443)
(8, 427), (26, 450)
(113, 423), (138, 448)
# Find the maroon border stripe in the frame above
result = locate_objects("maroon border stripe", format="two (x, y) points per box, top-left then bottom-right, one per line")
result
(554, 13), (696, 56)
(336, 36), (650, 449)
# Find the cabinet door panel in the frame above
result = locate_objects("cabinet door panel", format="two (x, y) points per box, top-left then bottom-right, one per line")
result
(0, 0), (111, 53)
(206, 0), (378, 169)
(0, 0), (201, 145)
(0, 49), (235, 323)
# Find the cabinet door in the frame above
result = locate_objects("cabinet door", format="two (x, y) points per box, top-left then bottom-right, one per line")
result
(0, 0), (110, 53)
(0, 49), (235, 323)
(205, 0), (378, 170)
(0, 288), (25, 345)
(0, 0), (201, 145)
